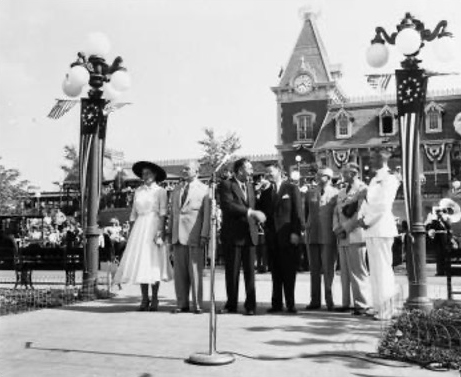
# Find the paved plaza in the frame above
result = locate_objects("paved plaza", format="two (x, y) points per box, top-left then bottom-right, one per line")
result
(0, 267), (459, 377)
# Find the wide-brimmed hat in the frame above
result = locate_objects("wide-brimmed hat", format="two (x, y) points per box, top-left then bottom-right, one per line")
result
(132, 161), (167, 182)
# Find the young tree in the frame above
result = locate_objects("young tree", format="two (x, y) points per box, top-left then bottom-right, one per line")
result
(0, 157), (30, 215)
(61, 144), (79, 183)
(198, 127), (241, 170)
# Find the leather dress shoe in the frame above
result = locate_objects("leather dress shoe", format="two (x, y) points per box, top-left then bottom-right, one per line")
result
(267, 307), (283, 314)
(194, 308), (203, 314)
(245, 310), (256, 316)
(305, 304), (321, 310)
(352, 308), (368, 316)
(287, 307), (298, 314)
(218, 308), (237, 314)
(171, 307), (190, 314)
(334, 306), (352, 312)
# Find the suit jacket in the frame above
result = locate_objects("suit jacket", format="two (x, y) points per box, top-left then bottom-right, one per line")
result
(305, 184), (338, 245)
(218, 177), (259, 246)
(258, 181), (304, 245)
(358, 167), (400, 238)
(333, 179), (367, 246)
(168, 179), (211, 247)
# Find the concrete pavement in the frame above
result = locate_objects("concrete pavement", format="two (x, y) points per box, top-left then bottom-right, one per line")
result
(0, 267), (459, 377)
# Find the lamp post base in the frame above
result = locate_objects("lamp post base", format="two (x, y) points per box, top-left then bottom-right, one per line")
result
(404, 296), (433, 313)
(187, 352), (235, 366)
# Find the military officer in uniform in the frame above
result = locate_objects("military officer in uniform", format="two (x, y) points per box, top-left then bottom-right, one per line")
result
(358, 149), (401, 320)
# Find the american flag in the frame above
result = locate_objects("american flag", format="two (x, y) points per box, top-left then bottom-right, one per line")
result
(79, 98), (106, 228)
(396, 69), (428, 228)
(366, 73), (392, 92)
(47, 99), (78, 119)
(103, 101), (131, 116)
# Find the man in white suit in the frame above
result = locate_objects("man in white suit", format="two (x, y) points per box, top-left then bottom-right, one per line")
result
(168, 161), (211, 314)
(333, 163), (371, 315)
(358, 149), (401, 320)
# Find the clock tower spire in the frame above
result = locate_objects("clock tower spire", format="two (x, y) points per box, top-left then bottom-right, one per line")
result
(271, 8), (345, 179)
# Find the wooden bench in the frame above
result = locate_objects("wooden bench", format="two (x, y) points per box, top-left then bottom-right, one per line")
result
(19, 245), (84, 288)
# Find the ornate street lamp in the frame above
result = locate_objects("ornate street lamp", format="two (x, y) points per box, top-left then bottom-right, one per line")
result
(295, 154), (302, 171)
(293, 155), (302, 185)
(366, 13), (454, 311)
(62, 32), (131, 295)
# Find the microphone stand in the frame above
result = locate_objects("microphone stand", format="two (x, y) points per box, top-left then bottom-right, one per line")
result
(187, 164), (235, 366)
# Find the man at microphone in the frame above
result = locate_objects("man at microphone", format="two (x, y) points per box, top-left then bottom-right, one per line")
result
(218, 158), (266, 315)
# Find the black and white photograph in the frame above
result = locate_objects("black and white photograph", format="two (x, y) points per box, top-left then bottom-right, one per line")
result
(1, 0), (461, 376)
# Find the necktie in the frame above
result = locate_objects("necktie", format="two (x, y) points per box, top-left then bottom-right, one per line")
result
(320, 188), (325, 196)
(346, 184), (352, 193)
(240, 182), (247, 200)
(181, 183), (189, 207)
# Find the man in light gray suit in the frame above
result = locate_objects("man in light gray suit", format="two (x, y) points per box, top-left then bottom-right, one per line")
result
(332, 163), (371, 315)
(304, 167), (338, 310)
(168, 161), (210, 314)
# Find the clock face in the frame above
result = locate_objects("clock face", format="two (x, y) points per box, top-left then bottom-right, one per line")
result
(294, 74), (313, 94)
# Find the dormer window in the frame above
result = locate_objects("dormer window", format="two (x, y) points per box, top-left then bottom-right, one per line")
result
(334, 109), (352, 139)
(379, 105), (397, 136)
(293, 110), (316, 141)
(425, 101), (443, 133)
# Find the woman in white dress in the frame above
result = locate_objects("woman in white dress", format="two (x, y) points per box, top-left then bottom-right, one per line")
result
(114, 161), (172, 311)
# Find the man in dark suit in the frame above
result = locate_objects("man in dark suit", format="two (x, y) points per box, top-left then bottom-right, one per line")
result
(219, 158), (266, 315)
(426, 207), (453, 276)
(258, 162), (304, 313)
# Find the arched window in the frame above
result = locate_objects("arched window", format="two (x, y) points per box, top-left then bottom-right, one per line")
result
(297, 114), (313, 141)
(334, 109), (352, 139)
(293, 110), (316, 142)
(379, 106), (396, 136)
(425, 102), (443, 133)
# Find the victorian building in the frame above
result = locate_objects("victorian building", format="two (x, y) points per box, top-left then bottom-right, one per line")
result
(272, 11), (461, 216)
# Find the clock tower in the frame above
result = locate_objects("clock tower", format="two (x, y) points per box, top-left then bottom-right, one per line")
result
(271, 9), (345, 180)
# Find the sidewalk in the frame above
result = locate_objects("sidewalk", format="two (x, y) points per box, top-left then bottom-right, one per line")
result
(0, 267), (458, 377)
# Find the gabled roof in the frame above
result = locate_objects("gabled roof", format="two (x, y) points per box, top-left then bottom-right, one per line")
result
(278, 13), (333, 88)
(313, 106), (398, 150)
(313, 98), (461, 151)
